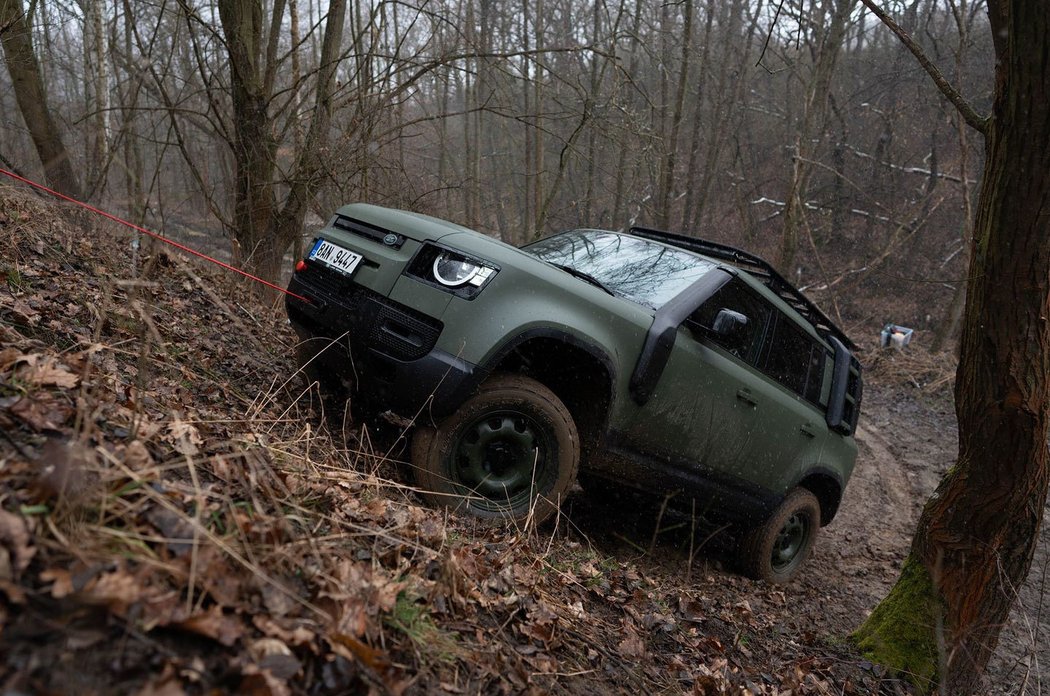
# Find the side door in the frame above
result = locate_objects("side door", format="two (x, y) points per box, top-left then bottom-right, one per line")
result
(616, 278), (773, 484)
(616, 278), (826, 504)
(739, 312), (831, 494)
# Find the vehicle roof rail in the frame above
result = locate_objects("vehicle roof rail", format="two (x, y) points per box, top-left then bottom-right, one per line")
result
(628, 225), (857, 351)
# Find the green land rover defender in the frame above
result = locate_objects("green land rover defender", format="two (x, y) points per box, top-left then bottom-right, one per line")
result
(286, 203), (862, 583)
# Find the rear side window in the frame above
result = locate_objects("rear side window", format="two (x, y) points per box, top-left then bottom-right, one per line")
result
(689, 279), (771, 365)
(764, 316), (825, 405)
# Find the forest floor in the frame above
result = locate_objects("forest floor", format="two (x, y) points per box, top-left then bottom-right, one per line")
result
(0, 185), (1046, 695)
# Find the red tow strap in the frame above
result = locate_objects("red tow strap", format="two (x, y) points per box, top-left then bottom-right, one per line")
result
(0, 167), (310, 303)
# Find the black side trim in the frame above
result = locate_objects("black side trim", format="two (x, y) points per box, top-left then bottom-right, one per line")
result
(825, 336), (862, 434)
(825, 337), (850, 430)
(629, 268), (733, 405)
(591, 430), (783, 524)
(793, 466), (846, 525)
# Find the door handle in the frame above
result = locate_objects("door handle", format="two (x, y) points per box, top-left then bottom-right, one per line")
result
(736, 388), (758, 407)
(799, 422), (818, 438)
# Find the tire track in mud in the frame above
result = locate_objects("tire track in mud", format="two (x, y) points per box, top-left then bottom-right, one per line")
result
(807, 384), (1047, 692)
(796, 411), (923, 633)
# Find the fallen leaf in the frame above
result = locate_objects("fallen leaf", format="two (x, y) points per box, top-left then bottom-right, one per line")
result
(5, 300), (40, 325)
(617, 630), (646, 659)
(175, 604), (245, 646)
(329, 632), (403, 693)
(145, 506), (196, 557)
(22, 358), (79, 388)
(248, 638), (301, 679)
(124, 440), (154, 470)
(239, 667), (292, 696)
(166, 419), (202, 456)
(134, 672), (187, 696)
(0, 348), (25, 371)
(40, 567), (75, 598)
(0, 509), (35, 580)
(8, 392), (73, 431)
(252, 615), (316, 647)
(82, 568), (145, 609)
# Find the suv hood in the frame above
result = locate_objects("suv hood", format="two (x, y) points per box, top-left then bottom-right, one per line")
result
(332, 203), (476, 242)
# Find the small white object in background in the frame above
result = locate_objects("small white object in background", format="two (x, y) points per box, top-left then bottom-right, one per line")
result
(880, 324), (914, 349)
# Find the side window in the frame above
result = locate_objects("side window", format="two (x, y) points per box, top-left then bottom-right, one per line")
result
(688, 279), (771, 365)
(764, 315), (825, 405)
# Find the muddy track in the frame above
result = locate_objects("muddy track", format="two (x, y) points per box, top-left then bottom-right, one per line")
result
(575, 380), (1048, 692)
(805, 383), (1047, 692)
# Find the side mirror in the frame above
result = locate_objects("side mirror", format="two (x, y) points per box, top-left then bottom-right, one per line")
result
(712, 309), (748, 337)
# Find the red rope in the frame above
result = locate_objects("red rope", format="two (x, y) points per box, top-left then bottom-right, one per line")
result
(0, 167), (310, 303)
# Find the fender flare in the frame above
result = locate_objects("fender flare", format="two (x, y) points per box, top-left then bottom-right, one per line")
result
(473, 327), (618, 405)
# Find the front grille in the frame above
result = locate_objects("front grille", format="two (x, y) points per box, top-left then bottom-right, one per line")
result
(293, 263), (442, 361)
(332, 215), (406, 249)
(302, 261), (361, 299)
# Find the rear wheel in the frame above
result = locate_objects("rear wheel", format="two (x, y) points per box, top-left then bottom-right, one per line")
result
(738, 488), (821, 584)
(411, 374), (579, 524)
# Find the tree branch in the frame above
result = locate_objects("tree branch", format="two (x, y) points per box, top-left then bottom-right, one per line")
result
(859, 0), (989, 135)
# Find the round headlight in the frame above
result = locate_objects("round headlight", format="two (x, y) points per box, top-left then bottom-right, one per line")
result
(433, 252), (480, 286)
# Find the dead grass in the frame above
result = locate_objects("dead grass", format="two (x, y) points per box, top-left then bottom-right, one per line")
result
(864, 344), (957, 396)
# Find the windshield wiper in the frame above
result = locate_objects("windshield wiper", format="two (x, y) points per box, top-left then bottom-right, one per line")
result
(551, 263), (615, 296)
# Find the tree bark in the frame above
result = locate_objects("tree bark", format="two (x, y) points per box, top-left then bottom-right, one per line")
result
(217, 0), (345, 283)
(855, 1), (1050, 692)
(0, 0), (82, 198)
(654, 0), (693, 229)
(778, 0), (854, 270)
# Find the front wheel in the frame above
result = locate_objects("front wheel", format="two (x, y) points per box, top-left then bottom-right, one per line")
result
(738, 488), (821, 584)
(411, 374), (579, 525)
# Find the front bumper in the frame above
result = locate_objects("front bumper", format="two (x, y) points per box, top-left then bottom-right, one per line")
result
(286, 262), (482, 422)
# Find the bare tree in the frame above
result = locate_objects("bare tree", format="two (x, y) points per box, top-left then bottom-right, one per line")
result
(0, 0), (81, 198)
(778, 0), (856, 270)
(853, 1), (1050, 692)
(217, 0), (346, 282)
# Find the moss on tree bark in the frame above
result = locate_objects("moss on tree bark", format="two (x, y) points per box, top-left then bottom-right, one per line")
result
(853, 555), (939, 691)
(851, 1), (1050, 692)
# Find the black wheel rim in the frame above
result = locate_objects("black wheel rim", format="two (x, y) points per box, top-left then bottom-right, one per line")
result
(448, 409), (553, 512)
(771, 511), (809, 572)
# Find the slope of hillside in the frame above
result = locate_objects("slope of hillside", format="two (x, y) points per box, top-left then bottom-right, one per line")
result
(1, 185), (1041, 695)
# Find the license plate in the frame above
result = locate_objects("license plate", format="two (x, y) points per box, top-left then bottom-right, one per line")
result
(309, 239), (363, 276)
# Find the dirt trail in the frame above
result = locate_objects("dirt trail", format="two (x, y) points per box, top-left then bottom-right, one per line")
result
(801, 380), (1049, 693)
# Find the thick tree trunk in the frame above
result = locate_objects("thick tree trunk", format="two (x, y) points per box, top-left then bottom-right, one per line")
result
(855, 2), (1050, 692)
(218, 0), (345, 284)
(0, 0), (81, 198)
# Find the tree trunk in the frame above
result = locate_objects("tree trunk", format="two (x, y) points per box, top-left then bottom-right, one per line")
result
(0, 0), (81, 198)
(654, 0), (693, 229)
(83, 0), (110, 198)
(610, 0), (644, 227)
(218, 0), (345, 284)
(531, 0), (545, 238)
(855, 2), (1050, 692)
(778, 0), (854, 270)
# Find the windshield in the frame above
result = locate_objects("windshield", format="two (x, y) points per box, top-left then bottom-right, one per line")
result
(524, 229), (716, 308)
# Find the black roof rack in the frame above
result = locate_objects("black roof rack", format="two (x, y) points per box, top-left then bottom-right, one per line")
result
(629, 225), (857, 351)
